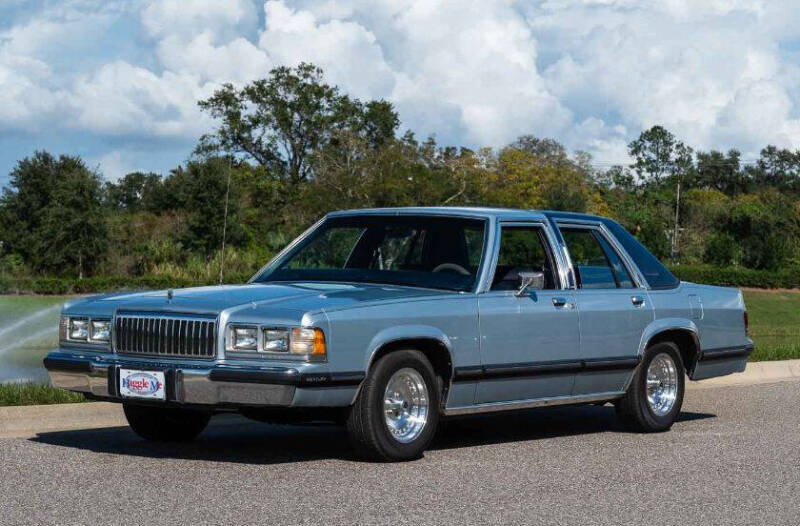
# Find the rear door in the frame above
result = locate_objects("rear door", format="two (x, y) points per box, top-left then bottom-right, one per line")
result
(556, 222), (654, 396)
(476, 222), (580, 403)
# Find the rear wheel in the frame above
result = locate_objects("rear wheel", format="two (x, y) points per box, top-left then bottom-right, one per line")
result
(346, 350), (440, 461)
(123, 403), (211, 442)
(616, 341), (685, 432)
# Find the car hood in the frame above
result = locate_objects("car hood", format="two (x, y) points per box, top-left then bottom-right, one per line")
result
(64, 282), (453, 318)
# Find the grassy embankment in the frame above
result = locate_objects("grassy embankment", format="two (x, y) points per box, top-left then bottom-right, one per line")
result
(0, 383), (85, 406)
(743, 289), (800, 361)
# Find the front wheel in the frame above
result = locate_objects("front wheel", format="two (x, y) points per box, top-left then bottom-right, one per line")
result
(616, 341), (685, 432)
(346, 350), (440, 461)
(123, 403), (211, 442)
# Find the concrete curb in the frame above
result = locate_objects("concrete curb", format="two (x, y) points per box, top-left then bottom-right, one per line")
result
(1, 360), (798, 438)
(687, 359), (800, 390)
(0, 402), (126, 439)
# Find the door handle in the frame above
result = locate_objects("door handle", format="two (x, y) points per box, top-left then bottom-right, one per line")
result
(631, 295), (645, 307)
(552, 297), (568, 307)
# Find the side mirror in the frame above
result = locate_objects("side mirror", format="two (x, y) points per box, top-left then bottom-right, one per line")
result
(516, 271), (545, 297)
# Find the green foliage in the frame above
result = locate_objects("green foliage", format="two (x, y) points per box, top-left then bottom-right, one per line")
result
(0, 272), (254, 295)
(0, 66), (798, 289)
(197, 62), (399, 184)
(743, 289), (800, 361)
(671, 265), (800, 289)
(1, 151), (108, 277)
(704, 233), (739, 266)
(628, 125), (693, 185)
(0, 383), (86, 406)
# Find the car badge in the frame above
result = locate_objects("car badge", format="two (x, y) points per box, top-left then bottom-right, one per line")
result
(167, 289), (174, 303)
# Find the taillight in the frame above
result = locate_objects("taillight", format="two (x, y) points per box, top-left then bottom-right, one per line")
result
(743, 311), (749, 336)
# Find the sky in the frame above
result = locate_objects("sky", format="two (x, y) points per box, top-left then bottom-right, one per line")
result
(1, 0), (799, 185)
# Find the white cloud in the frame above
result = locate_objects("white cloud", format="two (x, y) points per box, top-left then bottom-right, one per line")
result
(1, 0), (800, 180)
(156, 32), (271, 84)
(141, 0), (259, 41)
(257, 1), (395, 100)
(70, 61), (214, 137)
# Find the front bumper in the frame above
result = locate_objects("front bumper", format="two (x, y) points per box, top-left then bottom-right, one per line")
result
(44, 350), (364, 408)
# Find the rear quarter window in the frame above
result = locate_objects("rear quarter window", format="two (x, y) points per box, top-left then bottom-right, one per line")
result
(601, 218), (679, 290)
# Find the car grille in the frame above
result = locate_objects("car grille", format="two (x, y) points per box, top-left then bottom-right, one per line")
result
(114, 314), (217, 358)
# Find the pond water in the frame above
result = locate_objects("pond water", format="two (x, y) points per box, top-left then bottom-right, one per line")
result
(0, 296), (71, 384)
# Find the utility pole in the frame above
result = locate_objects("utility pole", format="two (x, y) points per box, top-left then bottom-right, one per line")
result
(671, 179), (681, 264)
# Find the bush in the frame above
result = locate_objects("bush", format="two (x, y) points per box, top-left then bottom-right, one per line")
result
(0, 273), (253, 295)
(671, 265), (800, 289)
(704, 233), (739, 266)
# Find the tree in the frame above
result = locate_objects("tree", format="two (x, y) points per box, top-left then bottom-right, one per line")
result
(747, 146), (800, 191)
(695, 149), (743, 195)
(197, 63), (399, 185)
(104, 171), (164, 211)
(509, 136), (570, 167)
(41, 168), (108, 278)
(628, 126), (695, 262)
(628, 126), (693, 185)
(0, 151), (107, 277)
(176, 158), (247, 258)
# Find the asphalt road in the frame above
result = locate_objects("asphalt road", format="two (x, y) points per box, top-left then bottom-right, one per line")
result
(1, 381), (799, 526)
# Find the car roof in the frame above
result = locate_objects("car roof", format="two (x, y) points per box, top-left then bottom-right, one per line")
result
(327, 206), (606, 222)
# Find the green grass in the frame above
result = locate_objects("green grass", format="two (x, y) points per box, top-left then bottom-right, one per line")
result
(0, 383), (86, 406)
(743, 289), (800, 361)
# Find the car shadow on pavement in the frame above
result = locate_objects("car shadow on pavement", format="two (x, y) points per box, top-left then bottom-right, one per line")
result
(31, 405), (715, 465)
(433, 405), (715, 451)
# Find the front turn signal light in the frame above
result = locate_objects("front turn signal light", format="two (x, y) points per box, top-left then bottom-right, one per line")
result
(290, 327), (326, 357)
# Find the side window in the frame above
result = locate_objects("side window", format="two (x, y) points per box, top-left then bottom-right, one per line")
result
(491, 226), (558, 291)
(560, 227), (634, 289)
(594, 233), (635, 288)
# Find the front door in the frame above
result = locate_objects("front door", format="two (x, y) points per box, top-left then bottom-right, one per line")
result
(476, 224), (580, 403)
(557, 224), (654, 395)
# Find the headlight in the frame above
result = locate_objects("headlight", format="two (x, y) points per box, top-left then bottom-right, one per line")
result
(69, 318), (89, 340)
(227, 326), (259, 351)
(263, 329), (289, 352)
(60, 316), (110, 344)
(226, 324), (326, 358)
(90, 320), (111, 342)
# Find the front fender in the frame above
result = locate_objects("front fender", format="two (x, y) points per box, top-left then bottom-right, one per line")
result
(364, 324), (454, 371)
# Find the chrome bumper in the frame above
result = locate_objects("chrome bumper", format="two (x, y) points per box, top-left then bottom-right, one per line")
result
(44, 351), (363, 408)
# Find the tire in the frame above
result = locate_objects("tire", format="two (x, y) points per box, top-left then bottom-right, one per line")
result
(123, 403), (211, 442)
(616, 341), (685, 432)
(346, 350), (441, 461)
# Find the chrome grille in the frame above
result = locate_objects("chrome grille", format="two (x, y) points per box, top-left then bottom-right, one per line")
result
(114, 314), (217, 358)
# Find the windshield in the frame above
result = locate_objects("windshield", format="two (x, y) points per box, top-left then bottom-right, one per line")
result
(255, 215), (487, 291)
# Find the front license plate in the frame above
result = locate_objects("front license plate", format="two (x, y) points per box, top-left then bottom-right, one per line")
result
(119, 369), (166, 400)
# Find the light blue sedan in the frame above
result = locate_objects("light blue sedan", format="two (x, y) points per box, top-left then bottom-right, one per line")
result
(45, 207), (753, 460)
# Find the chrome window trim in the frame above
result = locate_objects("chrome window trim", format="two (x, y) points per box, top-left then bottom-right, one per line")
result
(253, 212), (493, 295)
(553, 220), (648, 290)
(480, 220), (570, 293)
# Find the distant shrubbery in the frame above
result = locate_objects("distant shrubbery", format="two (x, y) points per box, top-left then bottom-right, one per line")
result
(0, 266), (795, 294)
(0, 63), (798, 289)
(670, 265), (800, 289)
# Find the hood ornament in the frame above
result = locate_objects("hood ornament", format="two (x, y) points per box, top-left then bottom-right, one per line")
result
(167, 289), (174, 303)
